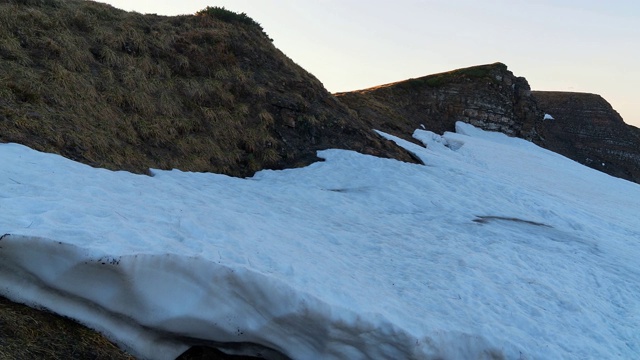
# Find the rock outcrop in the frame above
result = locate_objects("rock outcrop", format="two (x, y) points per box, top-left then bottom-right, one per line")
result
(336, 63), (640, 185)
(533, 91), (640, 183)
(335, 62), (545, 142)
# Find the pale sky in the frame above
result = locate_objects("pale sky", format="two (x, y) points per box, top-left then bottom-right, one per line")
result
(99, 0), (640, 127)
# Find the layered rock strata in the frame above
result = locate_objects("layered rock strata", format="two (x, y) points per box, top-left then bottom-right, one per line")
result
(533, 91), (640, 183)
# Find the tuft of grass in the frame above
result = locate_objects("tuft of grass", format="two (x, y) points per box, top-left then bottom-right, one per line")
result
(195, 6), (271, 41)
(0, 296), (134, 360)
(258, 109), (274, 126)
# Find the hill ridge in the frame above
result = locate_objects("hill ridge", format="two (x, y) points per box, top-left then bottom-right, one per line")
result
(0, 0), (416, 178)
(336, 62), (640, 184)
(533, 90), (640, 182)
(336, 62), (543, 143)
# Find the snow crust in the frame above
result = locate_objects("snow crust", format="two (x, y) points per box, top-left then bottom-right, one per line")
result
(1, 122), (639, 359)
(543, 113), (554, 120)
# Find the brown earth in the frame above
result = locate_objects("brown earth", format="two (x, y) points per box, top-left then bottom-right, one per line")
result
(0, 295), (135, 360)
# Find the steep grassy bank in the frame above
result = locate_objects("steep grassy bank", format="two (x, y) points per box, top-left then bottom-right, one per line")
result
(0, 0), (415, 177)
(0, 1), (416, 358)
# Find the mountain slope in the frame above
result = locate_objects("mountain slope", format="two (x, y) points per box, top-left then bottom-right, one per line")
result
(1, 123), (639, 359)
(1, 1), (639, 358)
(335, 62), (544, 141)
(0, 0), (415, 177)
(336, 63), (640, 184)
(533, 91), (640, 183)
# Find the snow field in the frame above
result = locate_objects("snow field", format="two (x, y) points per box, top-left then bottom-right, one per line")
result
(1, 122), (639, 359)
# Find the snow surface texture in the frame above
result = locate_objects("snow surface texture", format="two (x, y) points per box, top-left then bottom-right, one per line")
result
(543, 113), (554, 120)
(1, 122), (639, 359)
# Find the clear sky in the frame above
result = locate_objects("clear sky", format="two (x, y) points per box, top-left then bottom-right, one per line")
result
(99, 0), (640, 127)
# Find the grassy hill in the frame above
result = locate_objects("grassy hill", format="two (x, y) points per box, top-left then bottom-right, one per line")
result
(0, 0), (415, 177)
(0, 0), (416, 358)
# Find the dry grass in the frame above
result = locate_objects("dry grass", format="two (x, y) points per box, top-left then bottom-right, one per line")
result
(0, 296), (134, 360)
(0, 1), (419, 357)
(0, 0), (294, 176)
(0, 0), (416, 177)
(0, 296), (272, 359)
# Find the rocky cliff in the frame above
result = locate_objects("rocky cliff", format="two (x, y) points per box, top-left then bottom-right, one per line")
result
(0, 0), (415, 177)
(336, 62), (545, 142)
(533, 91), (640, 183)
(336, 63), (640, 185)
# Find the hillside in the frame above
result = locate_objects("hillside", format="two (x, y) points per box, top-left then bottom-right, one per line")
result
(335, 62), (544, 141)
(336, 63), (640, 184)
(0, 0), (416, 178)
(1, 1), (639, 359)
(2, 124), (639, 359)
(533, 91), (640, 183)
(0, 1), (421, 358)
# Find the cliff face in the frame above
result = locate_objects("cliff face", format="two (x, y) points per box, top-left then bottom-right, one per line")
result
(336, 63), (544, 142)
(533, 91), (640, 183)
(0, 0), (415, 177)
(337, 63), (640, 185)
(4, 0), (636, 185)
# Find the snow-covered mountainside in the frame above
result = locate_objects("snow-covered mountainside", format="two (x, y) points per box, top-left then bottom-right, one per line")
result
(1, 123), (639, 359)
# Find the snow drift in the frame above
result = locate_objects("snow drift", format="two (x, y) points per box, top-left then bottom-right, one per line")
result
(1, 122), (639, 359)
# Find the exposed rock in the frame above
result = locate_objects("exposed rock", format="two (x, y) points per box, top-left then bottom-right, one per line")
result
(335, 63), (545, 142)
(533, 91), (640, 183)
(336, 63), (640, 185)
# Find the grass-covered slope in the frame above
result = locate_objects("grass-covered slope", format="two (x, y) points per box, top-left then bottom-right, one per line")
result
(0, 296), (134, 359)
(0, 0), (415, 177)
